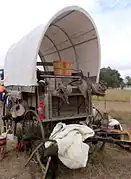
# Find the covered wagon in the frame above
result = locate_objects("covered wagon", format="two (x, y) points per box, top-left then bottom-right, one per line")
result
(2, 4), (107, 177)
(4, 5), (104, 123)
(2, 5), (131, 178)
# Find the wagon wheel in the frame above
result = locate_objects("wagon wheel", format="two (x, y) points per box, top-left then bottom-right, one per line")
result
(25, 139), (58, 179)
(92, 107), (104, 127)
(88, 107), (105, 154)
(23, 110), (58, 178)
(22, 110), (45, 152)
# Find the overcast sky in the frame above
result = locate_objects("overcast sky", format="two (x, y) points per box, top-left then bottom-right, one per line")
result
(0, 0), (131, 78)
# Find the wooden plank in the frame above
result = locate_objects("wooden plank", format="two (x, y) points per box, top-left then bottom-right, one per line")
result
(42, 157), (51, 179)
(52, 93), (82, 97)
(42, 115), (86, 123)
(37, 62), (53, 66)
(38, 70), (82, 76)
(37, 70), (96, 82)
(49, 94), (52, 119)
(40, 75), (81, 79)
(44, 94), (50, 120)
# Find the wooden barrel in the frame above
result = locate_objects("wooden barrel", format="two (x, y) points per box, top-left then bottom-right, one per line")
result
(53, 61), (63, 76)
(63, 60), (72, 76)
(53, 60), (72, 76)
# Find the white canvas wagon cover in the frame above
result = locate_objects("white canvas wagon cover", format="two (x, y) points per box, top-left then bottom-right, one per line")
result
(4, 4), (101, 87)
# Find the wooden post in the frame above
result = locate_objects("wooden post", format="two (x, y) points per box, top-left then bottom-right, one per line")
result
(44, 94), (49, 120)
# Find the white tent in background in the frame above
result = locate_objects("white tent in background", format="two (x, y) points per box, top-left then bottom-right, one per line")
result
(4, 5), (101, 87)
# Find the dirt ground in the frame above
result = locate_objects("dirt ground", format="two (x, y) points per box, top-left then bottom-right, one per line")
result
(1, 103), (131, 179)
(1, 144), (131, 179)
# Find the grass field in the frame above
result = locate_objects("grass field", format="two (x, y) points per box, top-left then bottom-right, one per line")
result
(93, 89), (131, 125)
(93, 88), (131, 102)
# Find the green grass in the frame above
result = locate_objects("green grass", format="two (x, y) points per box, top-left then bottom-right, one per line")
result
(109, 110), (131, 125)
(92, 89), (131, 125)
(93, 89), (131, 102)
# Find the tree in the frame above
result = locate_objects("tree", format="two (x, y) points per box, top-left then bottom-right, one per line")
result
(99, 67), (123, 88)
(125, 76), (131, 86)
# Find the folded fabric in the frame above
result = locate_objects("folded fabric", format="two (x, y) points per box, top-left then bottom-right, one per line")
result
(45, 123), (94, 169)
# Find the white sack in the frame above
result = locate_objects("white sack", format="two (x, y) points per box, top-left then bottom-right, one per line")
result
(45, 123), (94, 169)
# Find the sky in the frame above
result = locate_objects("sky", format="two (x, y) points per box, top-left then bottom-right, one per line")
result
(89, 0), (131, 78)
(0, 0), (131, 78)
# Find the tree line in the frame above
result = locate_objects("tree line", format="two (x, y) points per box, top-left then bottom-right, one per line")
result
(99, 67), (124, 88)
(125, 76), (131, 86)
